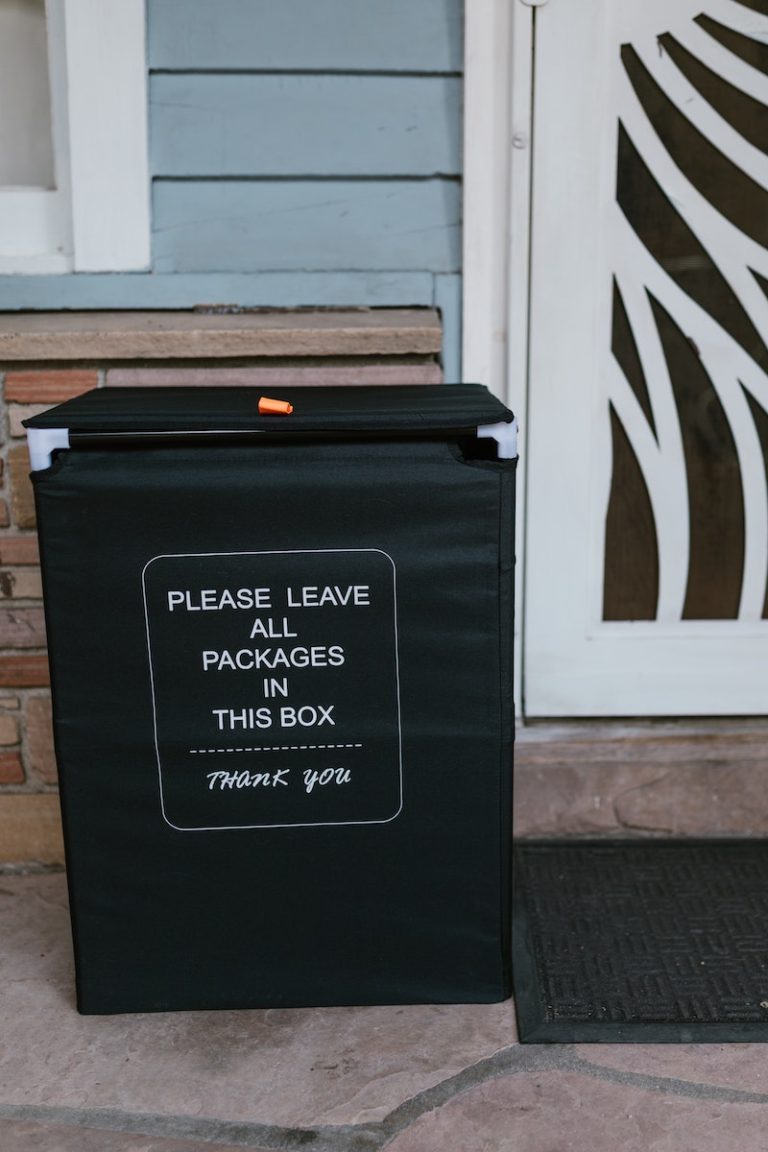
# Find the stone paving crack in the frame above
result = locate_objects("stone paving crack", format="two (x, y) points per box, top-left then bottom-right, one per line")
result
(558, 1049), (768, 1104)
(611, 770), (674, 833)
(374, 1044), (556, 1148)
(3, 1043), (765, 1151)
(0, 1048), (551, 1152)
(0, 1105), (375, 1152)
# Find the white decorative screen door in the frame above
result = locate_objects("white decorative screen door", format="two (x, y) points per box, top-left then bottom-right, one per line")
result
(524, 0), (768, 715)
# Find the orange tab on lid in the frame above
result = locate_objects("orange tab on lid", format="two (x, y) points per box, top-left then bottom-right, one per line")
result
(258, 396), (294, 416)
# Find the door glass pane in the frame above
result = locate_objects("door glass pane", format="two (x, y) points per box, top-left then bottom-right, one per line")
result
(0, 0), (54, 187)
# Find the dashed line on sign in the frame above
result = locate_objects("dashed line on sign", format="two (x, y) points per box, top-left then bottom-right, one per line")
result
(189, 744), (363, 754)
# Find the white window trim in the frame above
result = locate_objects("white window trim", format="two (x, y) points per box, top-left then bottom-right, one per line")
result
(0, 0), (150, 274)
(64, 0), (150, 271)
(0, 0), (72, 272)
(0, 190), (72, 273)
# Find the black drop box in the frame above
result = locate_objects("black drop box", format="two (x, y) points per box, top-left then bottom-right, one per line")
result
(26, 384), (517, 1014)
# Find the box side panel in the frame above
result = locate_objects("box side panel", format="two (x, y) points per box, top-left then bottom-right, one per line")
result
(33, 438), (513, 1012)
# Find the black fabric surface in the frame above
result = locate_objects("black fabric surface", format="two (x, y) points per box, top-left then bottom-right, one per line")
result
(25, 383), (513, 435)
(514, 840), (768, 1042)
(33, 409), (515, 1014)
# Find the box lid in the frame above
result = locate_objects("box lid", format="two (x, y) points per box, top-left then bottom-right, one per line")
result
(24, 384), (513, 436)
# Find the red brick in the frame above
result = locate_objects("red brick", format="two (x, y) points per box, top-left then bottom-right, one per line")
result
(0, 501), (9, 529)
(0, 537), (39, 566)
(0, 752), (23, 784)
(0, 656), (50, 687)
(0, 608), (46, 647)
(4, 370), (97, 404)
(0, 568), (43, 599)
(24, 695), (55, 783)
(0, 794), (63, 863)
(9, 404), (52, 439)
(0, 714), (19, 745)
(8, 445), (35, 530)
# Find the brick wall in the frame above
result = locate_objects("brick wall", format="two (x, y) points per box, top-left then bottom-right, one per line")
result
(0, 370), (100, 866)
(0, 311), (443, 866)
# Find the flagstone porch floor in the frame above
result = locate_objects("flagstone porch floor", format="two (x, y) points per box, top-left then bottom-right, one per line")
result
(2, 720), (768, 1151)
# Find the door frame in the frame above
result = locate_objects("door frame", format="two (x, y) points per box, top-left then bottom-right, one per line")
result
(466, 0), (768, 718)
(462, 0), (535, 714)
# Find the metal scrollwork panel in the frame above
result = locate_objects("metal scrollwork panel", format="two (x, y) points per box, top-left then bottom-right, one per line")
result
(604, 0), (768, 622)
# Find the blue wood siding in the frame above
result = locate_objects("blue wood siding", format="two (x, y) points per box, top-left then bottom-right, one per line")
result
(0, 273), (435, 311)
(151, 75), (461, 178)
(153, 181), (460, 274)
(148, 0), (462, 72)
(150, 0), (462, 286)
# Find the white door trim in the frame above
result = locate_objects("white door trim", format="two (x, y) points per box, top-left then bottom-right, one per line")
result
(523, 0), (768, 716)
(463, 0), (534, 714)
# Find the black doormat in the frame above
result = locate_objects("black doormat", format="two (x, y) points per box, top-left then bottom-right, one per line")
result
(513, 840), (768, 1043)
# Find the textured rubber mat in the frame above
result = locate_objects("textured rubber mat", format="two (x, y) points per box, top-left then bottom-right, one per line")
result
(513, 840), (768, 1042)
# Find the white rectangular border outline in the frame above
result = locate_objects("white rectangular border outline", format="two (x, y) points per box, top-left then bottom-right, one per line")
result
(141, 548), (403, 832)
